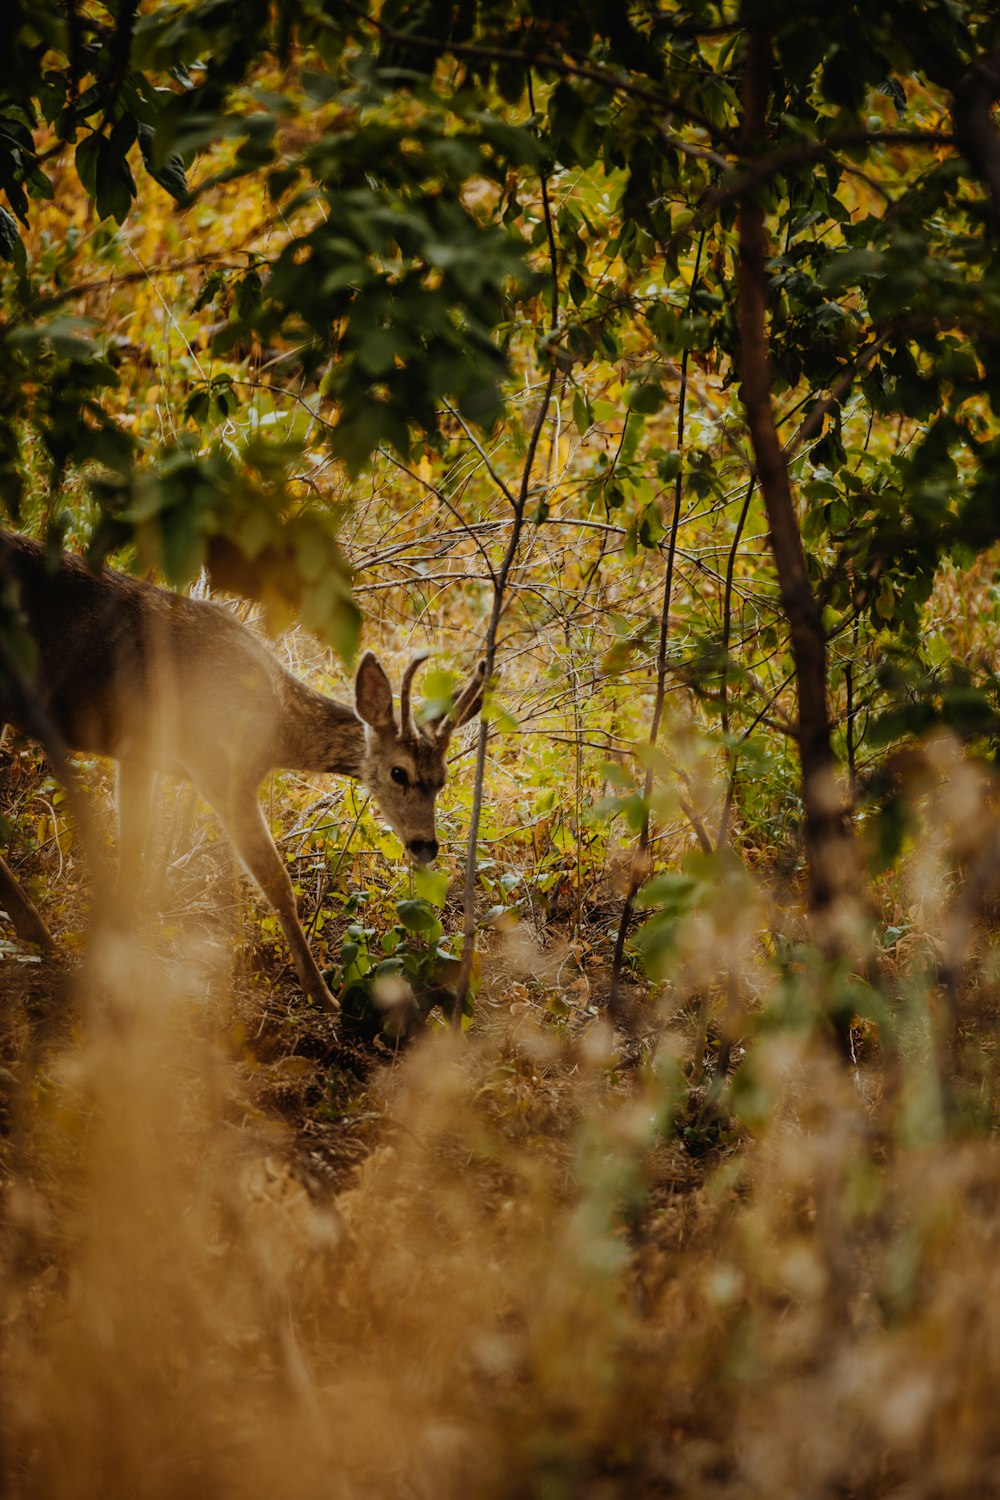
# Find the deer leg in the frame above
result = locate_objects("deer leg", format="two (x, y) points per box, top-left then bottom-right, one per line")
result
(115, 757), (155, 905)
(0, 852), (55, 953)
(0, 720), (55, 952)
(210, 786), (339, 1013)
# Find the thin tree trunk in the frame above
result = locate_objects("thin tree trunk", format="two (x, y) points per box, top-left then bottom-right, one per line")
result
(717, 474), (755, 848)
(452, 365), (557, 1022)
(608, 231), (709, 1015)
(737, 27), (852, 937)
(452, 82), (560, 1022)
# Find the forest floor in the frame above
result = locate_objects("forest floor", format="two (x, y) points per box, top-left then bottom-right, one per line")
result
(0, 834), (739, 1499)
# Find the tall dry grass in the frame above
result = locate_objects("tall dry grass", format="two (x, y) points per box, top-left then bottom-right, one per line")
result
(3, 740), (1000, 1498)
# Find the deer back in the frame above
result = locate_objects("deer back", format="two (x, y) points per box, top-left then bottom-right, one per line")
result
(0, 530), (288, 783)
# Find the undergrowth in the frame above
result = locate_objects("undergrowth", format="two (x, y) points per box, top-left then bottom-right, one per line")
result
(1, 726), (1000, 1497)
(0, 594), (998, 1500)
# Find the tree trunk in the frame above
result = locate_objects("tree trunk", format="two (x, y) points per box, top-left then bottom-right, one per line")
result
(737, 27), (852, 939)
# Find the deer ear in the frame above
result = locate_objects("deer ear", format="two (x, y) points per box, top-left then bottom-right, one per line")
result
(355, 651), (395, 731)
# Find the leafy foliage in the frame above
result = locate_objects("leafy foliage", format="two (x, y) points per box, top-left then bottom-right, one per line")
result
(9, 9), (1000, 1494)
(330, 879), (474, 1040)
(5, 1), (1000, 1026)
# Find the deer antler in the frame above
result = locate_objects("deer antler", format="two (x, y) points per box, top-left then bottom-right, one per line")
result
(432, 659), (488, 743)
(399, 650), (431, 737)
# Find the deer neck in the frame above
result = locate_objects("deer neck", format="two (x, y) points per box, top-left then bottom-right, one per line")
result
(276, 677), (366, 778)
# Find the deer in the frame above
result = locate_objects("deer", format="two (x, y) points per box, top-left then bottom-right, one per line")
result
(0, 529), (487, 1013)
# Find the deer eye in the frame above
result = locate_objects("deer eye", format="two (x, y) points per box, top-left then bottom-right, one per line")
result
(390, 766), (409, 787)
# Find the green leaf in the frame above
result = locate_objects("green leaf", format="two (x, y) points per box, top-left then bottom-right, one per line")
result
(626, 381), (665, 415)
(817, 248), (886, 289)
(396, 898), (443, 938)
(0, 206), (25, 272)
(412, 867), (449, 908)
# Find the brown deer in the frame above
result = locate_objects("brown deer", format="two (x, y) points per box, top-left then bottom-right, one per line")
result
(0, 529), (486, 1012)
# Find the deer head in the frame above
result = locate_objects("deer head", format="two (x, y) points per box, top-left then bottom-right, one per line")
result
(354, 651), (487, 864)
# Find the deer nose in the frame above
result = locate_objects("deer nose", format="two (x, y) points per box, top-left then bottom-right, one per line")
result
(408, 838), (438, 865)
